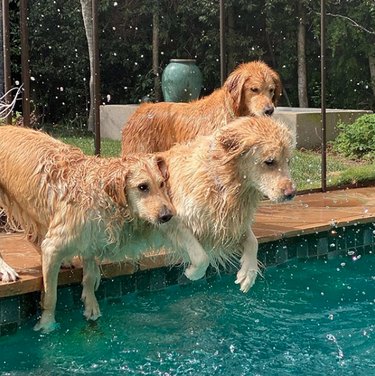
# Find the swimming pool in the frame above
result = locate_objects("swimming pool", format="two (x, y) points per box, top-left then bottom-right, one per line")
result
(0, 253), (373, 375)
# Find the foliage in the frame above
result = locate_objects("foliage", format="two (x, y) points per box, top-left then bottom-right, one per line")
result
(6, 0), (375, 125)
(332, 114), (375, 160)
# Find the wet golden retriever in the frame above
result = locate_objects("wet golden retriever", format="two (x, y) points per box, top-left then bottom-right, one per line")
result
(121, 61), (282, 154)
(156, 117), (295, 292)
(0, 125), (174, 332)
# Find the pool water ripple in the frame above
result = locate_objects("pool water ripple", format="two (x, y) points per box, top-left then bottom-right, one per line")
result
(0, 255), (374, 375)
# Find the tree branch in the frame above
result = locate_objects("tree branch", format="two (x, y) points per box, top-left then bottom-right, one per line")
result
(326, 12), (375, 35)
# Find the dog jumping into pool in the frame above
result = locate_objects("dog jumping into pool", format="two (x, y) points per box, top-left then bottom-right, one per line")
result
(121, 60), (282, 154)
(155, 116), (295, 292)
(0, 125), (175, 332)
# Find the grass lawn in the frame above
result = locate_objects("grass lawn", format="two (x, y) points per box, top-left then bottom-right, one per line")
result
(47, 125), (375, 192)
(292, 149), (375, 190)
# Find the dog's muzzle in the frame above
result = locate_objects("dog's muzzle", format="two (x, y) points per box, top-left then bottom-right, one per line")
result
(263, 105), (274, 116)
(158, 206), (174, 223)
(283, 186), (296, 201)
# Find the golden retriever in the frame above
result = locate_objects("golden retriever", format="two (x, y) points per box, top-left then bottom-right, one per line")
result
(156, 117), (295, 292)
(121, 61), (282, 154)
(0, 125), (175, 332)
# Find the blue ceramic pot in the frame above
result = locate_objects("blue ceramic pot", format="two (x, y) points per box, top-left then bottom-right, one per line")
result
(161, 59), (203, 102)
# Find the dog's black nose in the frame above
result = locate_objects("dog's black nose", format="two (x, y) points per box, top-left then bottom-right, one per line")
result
(158, 206), (174, 223)
(264, 105), (274, 116)
(283, 187), (296, 201)
(159, 213), (173, 223)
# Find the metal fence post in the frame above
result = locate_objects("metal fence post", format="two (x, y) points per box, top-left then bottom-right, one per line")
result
(321, 0), (327, 192)
(20, 0), (30, 127)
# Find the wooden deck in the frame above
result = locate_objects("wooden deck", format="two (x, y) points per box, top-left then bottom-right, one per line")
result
(1, 187), (374, 299)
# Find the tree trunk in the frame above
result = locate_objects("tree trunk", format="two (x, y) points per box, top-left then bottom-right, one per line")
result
(152, 2), (161, 102)
(297, 1), (308, 107)
(369, 55), (375, 100)
(227, 6), (235, 74)
(80, 0), (94, 131)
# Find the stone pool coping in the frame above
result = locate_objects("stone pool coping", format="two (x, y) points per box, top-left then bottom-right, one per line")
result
(1, 187), (375, 336)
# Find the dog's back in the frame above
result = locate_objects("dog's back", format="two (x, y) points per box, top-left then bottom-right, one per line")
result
(121, 94), (225, 156)
(0, 126), (85, 238)
(121, 61), (282, 156)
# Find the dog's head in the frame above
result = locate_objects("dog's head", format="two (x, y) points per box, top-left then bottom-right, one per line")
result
(217, 117), (296, 202)
(225, 61), (282, 117)
(104, 156), (175, 225)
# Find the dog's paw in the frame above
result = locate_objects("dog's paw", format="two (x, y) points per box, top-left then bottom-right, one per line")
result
(185, 265), (206, 281)
(0, 262), (19, 282)
(185, 260), (209, 281)
(33, 319), (60, 333)
(84, 303), (102, 322)
(235, 269), (258, 293)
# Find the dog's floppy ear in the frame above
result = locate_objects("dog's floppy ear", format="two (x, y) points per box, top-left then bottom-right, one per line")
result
(104, 174), (128, 207)
(225, 68), (247, 115)
(216, 126), (246, 160)
(217, 120), (258, 162)
(271, 70), (282, 106)
(219, 132), (240, 152)
(155, 156), (169, 181)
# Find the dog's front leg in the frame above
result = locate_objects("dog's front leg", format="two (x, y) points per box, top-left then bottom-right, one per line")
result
(235, 227), (259, 293)
(34, 237), (66, 333)
(163, 222), (210, 281)
(81, 256), (102, 321)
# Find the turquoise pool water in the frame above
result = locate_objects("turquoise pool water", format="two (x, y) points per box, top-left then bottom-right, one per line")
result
(0, 254), (374, 375)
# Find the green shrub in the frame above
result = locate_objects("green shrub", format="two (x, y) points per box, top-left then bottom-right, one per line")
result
(332, 114), (375, 160)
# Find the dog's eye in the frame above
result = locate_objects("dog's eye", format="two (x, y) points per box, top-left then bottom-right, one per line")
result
(138, 183), (149, 192)
(264, 158), (275, 166)
(250, 87), (259, 93)
(160, 181), (165, 189)
(269, 88), (275, 95)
